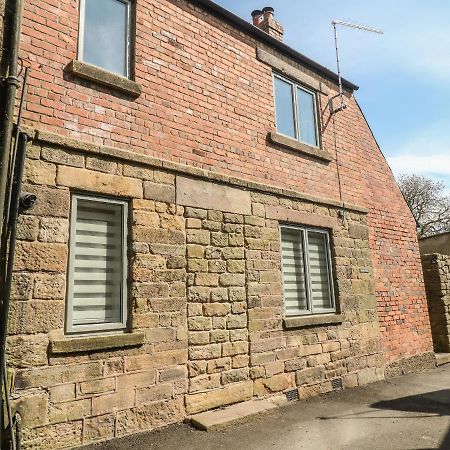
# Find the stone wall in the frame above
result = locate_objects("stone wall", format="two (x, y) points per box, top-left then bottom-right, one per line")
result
(7, 140), (386, 448)
(16, 0), (434, 370)
(421, 254), (450, 353)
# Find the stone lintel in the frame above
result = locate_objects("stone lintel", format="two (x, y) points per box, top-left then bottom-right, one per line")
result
(176, 176), (252, 215)
(49, 332), (145, 354)
(266, 206), (339, 230)
(257, 47), (330, 95)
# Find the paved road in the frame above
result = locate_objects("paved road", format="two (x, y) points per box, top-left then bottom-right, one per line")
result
(82, 364), (450, 450)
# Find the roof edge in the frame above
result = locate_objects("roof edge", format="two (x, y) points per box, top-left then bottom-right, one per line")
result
(190, 0), (359, 91)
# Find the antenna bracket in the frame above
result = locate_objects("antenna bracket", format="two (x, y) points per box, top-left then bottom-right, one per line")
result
(329, 94), (347, 115)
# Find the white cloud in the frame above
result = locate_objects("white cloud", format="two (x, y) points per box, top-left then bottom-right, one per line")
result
(384, 120), (450, 189)
(387, 154), (450, 177)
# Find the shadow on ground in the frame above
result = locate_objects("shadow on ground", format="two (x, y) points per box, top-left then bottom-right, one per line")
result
(80, 366), (450, 450)
(371, 389), (450, 450)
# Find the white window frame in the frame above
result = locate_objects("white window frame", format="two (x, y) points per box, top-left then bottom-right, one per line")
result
(280, 224), (336, 317)
(273, 73), (320, 148)
(78, 0), (132, 78)
(66, 193), (129, 334)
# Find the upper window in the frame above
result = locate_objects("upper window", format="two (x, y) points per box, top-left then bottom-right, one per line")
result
(274, 74), (319, 147)
(66, 194), (129, 334)
(79, 0), (131, 77)
(280, 225), (335, 316)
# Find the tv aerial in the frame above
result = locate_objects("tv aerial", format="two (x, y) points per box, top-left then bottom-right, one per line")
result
(330, 20), (383, 114)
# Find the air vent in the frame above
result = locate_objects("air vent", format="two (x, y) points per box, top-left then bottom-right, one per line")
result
(285, 389), (299, 402)
(331, 378), (343, 391)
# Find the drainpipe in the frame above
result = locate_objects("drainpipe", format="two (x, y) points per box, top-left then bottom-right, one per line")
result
(0, 0), (24, 237)
(0, 1), (24, 446)
(0, 132), (30, 450)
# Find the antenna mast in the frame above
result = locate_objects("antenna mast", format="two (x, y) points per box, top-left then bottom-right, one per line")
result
(330, 20), (383, 114)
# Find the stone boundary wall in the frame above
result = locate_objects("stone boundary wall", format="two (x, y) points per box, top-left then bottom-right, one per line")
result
(421, 254), (450, 353)
(8, 142), (386, 449)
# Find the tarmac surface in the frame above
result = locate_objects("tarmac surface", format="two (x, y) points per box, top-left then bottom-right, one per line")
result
(81, 364), (450, 450)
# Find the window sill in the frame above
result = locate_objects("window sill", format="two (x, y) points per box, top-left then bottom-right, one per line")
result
(283, 314), (343, 329)
(49, 331), (145, 354)
(65, 60), (142, 98)
(269, 132), (332, 163)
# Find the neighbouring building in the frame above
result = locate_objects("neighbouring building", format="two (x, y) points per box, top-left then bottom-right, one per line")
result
(3, 0), (435, 448)
(420, 232), (450, 354)
(419, 231), (450, 256)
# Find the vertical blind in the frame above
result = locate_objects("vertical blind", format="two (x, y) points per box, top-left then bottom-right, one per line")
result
(281, 227), (308, 314)
(281, 226), (334, 315)
(68, 196), (127, 331)
(307, 231), (333, 310)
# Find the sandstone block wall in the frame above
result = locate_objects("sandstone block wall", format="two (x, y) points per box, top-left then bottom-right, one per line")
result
(7, 142), (386, 448)
(421, 254), (450, 352)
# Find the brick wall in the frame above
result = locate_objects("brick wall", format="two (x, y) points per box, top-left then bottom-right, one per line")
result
(4, 0), (436, 446)
(16, 0), (433, 367)
(9, 143), (388, 447)
(421, 254), (450, 353)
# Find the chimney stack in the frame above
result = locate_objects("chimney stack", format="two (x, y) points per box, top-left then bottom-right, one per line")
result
(251, 7), (284, 41)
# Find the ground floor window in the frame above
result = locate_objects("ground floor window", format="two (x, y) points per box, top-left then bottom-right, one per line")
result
(280, 224), (335, 316)
(66, 194), (129, 333)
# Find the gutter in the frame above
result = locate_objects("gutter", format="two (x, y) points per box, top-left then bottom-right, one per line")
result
(190, 0), (359, 92)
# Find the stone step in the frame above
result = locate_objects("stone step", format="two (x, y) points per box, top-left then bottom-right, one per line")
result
(190, 397), (284, 432)
(435, 353), (450, 366)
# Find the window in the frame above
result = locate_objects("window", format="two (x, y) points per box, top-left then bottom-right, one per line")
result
(66, 194), (129, 333)
(274, 74), (319, 147)
(280, 225), (335, 316)
(79, 0), (131, 77)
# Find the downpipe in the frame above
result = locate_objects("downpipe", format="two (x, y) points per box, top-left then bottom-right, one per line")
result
(0, 0), (24, 235)
(0, 132), (29, 450)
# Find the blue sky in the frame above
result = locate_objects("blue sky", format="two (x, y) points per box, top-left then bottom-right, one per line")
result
(215, 0), (450, 192)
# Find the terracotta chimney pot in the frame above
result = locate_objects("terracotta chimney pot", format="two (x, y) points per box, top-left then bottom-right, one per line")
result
(262, 6), (274, 20)
(252, 6), (284, 41)
(251, 10), (264, 26)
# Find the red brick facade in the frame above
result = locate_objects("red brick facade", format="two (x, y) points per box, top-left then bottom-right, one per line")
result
(0, 0), (437, 446)
(19, 0), (432, 366)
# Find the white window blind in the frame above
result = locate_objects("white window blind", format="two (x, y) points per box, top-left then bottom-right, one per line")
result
(307, 231), (333, 311)
(281, 227), (308, 315)
(67, 195), (128, 333)
(280, 225), (335, 316)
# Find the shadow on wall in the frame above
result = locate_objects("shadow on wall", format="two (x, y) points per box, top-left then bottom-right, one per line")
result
(372, 390), (450, 450)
